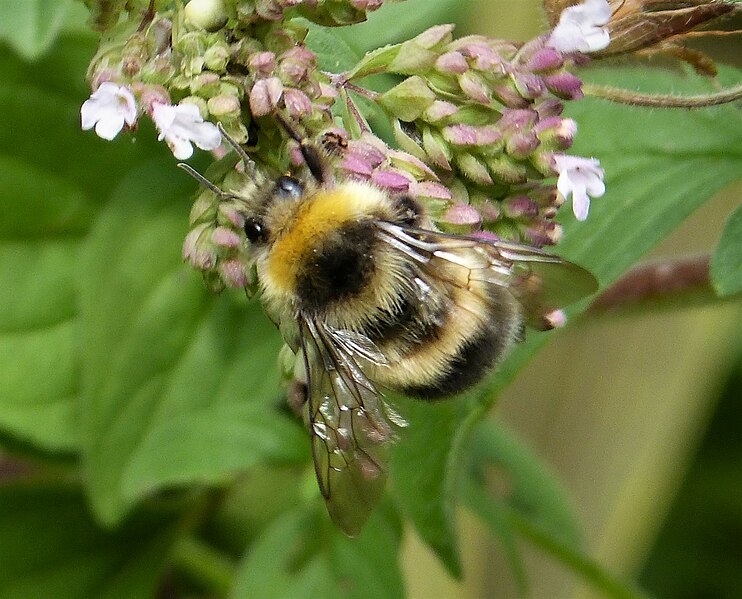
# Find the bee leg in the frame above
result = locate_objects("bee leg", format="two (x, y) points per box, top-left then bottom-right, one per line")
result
(177, 163), (240, 201)
(216, 122), (257, 177)
(287, 379), (308, 418)
(274, 112), (330, 185)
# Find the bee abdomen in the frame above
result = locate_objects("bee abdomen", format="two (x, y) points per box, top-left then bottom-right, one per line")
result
(399, 322), (509, 400)
(369, 285), (522, 400)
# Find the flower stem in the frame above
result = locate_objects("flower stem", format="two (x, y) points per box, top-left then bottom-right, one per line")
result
(583, 82), (742, 108)
(508, 510), (656, 599)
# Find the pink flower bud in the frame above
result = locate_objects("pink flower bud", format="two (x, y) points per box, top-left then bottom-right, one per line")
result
(491, 82), (530, 108)
(414, 24), (455, 49)
(388, 149), (438, 179)
(316, 82), (339, 107)
(471, 230), (500, 242)
(220, 258), (249, 288)
(441, 203), (482, 228)
(139, 85), (171, 114)
(212, 226), (242, 248)
(249, 76), (283, 117)
(547, 309), (567, 328)
(524, 220), (562, 246)
(443, 124), (502, 147)
(459, 43), (501, 71)
(219, 206), (246, 229)
(207, 94), (241, 117)
(340, 154), (374, 177)
(504, 196), (539, 219)
(371, 170), (412, 192)
(458, 71), (490, 104)
(248, 51), (277, 75)
(524, 47), (564, 72)
(411, 180), (453, 200)
(543, 72), (583, 99)
(535, 98), (564, 118)
(284, 88), (312, 118)
(512, 72), (547, 100)
(435, 52), (469, 74)
(422, 100), (459, 122)
(347, 140), (386, 168)
(289, 143), (304, 166)
(506, 131), (540, 158)
(476, 199), (501, 222)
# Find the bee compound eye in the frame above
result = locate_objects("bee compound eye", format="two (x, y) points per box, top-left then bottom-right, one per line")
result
(275, 176), (303, 199)
(243, 217), (267, 244)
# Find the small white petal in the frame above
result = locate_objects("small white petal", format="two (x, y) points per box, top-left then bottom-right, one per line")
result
(553, 154), (605, 220)
(571, 189), (590, 221)
(171, 137), (195, 160)
(80, 82), (138, 140)
(547, 0), (612, 53)
(94, 114), (126, 140)
(152, 102), (222, 159)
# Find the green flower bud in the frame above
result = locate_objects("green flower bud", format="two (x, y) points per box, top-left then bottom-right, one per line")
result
(203, 41), (230, 72)
(379, 76), (436, 121)
(185, 0), (229, 31)
(207, 94), (241, 117)
(486, 155), (528, 184)
(422, 126), (452, 170)
(456, 152), (493, 186)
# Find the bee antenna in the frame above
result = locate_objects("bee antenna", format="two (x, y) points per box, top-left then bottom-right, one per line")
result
(177, 163), (239, 201)
(217, 122), (256, 176)
(274, 112), (331, 185)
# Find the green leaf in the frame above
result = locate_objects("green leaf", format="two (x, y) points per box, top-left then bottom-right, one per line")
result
(0, 35), (175, 453)
(304, 20), (361, 73)
(507, 511), (654, 599)
(79, 161), (289, 525)
(231, 503), (404, 599)
(390, 398), (463, 578)
(230, 509), (334, 599)
(328, 500), (405, 599)
(711, 202), (742, 297)
(0, 483), (178, 599)
(463, 425), (652, 599)
(0, 158), (94, 451)
(122, 404), (308, 501)
(335, 0), (467, 56)
(462, 480), (528, 597)
(0, 0), (74, 60)
(557, 63), (742, 284)
(468, 420), (581, 549)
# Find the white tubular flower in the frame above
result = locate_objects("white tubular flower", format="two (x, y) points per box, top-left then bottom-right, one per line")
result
(151, 102), (222, 160)
(81, 82), (137, 140)
(547, 0), (612, 53)
(553, 154), (605, 221)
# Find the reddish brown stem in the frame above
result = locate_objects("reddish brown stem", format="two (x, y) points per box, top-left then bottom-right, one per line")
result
(589, 255), (714, 313)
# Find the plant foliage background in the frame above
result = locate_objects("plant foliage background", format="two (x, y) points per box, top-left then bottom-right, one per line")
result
(0, 1), (740, 598)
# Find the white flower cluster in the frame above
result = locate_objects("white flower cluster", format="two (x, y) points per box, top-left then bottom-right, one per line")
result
(80, 82), (222, 159)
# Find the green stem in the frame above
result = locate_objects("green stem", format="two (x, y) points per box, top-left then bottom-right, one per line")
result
(583, 82), (742, 108)
(172, 535), (237, 597)
(508, 511), (656, 599)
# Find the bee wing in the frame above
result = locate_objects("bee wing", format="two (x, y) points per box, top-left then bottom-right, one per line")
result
(376, 222), (598, 329)
(299, 317), (397, 536)
(492, 239), (599, 328)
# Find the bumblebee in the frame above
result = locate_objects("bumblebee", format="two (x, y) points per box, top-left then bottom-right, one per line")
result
(180, 116), (598, 535)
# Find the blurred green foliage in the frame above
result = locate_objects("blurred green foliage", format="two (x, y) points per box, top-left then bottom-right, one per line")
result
(639, 349), (742, 599)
